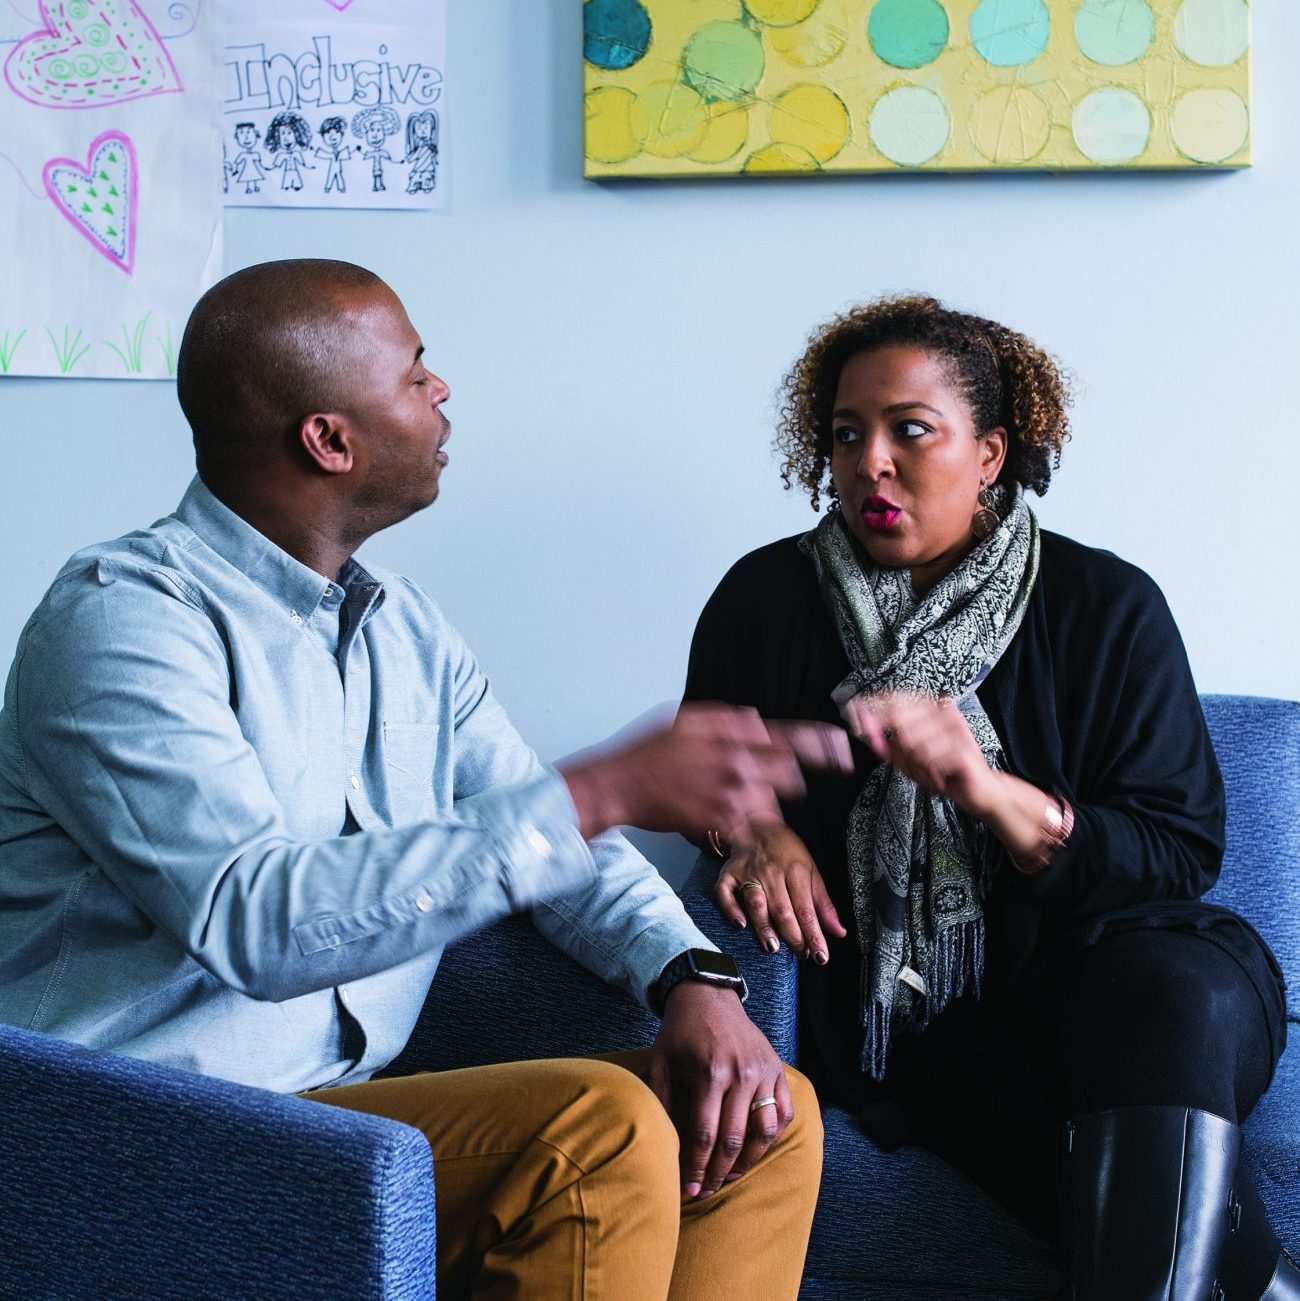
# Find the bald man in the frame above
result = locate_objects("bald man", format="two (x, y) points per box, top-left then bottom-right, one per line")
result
(0, 261), (846, 1299)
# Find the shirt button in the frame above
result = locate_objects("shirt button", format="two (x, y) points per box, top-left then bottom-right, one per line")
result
(524, 826), (552, 859)
(415, 893), (433, 913)
(349, 775), (360, 792)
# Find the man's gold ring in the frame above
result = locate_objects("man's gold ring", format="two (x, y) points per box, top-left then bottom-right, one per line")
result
(749, 1095), (777, 1112)
(738, 879), (765, 896)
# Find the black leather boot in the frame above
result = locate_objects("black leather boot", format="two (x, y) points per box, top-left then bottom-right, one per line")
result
(1257, 1251), (1300, 1299)
(1061, 1106), (1240, 1300)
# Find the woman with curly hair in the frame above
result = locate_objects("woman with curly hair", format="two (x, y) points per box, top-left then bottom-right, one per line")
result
(684, 295), (1297, 1299)
(265, 112), (313, 192)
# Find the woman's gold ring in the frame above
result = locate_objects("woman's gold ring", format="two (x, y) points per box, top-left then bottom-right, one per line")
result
(749, 1095), (777, 1112)
(738, 879), (765, 896)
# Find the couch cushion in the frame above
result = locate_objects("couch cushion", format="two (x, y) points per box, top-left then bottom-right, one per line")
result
(802, 1105), (1057, 1299)
(1245, 1020), (1300, 1248)
(1202, 695), (1300, 1007)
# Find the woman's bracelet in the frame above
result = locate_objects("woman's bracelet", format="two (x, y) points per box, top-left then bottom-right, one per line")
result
(1010, 795), (1074, 876)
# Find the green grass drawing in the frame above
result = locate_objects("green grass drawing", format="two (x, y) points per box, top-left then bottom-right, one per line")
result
(0, 328), (27, 374)
(105, 312), (151, 374)
(44, 326), (91, 375)
(156, 321), (177, 377)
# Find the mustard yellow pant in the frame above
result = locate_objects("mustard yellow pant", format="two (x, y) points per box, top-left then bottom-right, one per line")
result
(308, 1050), (822, 1300)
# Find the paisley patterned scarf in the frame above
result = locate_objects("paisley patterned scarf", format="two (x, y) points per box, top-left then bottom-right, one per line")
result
(799, 484), (1039, 1079)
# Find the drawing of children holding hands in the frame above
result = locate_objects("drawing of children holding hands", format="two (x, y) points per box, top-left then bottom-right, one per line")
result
(315, 117), (353, 195)
(231, 122), (265, 195)
(404, 110), (439, 195)
(352, 106), (401, 193)
(266, 112), (314, 192)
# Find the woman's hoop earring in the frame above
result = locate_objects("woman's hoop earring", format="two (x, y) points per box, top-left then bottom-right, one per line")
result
(972, 479), (999, 541)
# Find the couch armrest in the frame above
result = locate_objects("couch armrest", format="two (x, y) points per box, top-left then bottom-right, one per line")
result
(679, 851), (801, 1064)
(384, 913), (661, 1077)
(0, 1024), (436, 1301)
(1201, 694), (1300, 1013)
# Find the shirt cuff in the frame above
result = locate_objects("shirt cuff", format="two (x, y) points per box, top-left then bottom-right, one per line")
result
(618, 915), (718, 1012)
(477, 768), (599, 911)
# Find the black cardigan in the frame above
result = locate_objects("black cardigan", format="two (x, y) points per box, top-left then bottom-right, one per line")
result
(684, 528), (1283, 1095)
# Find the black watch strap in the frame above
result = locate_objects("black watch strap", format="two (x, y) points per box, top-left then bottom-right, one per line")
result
(651, 948), (748, 1016)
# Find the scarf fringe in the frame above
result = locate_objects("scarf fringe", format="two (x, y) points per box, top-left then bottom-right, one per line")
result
(861, 917), (985, 1081)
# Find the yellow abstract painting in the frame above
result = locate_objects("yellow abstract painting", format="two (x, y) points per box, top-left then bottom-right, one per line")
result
(583, 0), (1250, 176)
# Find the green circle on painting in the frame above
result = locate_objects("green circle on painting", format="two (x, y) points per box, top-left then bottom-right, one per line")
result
(683, 21), (766, 102)
(1074, 0), (1154, 65)
(868, 0), (949, 69)
(970, 0), (1050, 66)
(74, 53), (100, 77)
(1173, 0), (1249, 67)
(1072, 87), (1151, 162)
(68, 0), (88, 16)
(870, 85), (950, 166)
(83, 22), (109, 46)
(48, 58), (72, 79)
(102, 50), (127, 73)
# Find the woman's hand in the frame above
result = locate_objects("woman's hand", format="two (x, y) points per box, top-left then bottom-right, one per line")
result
(843, 691), (999, 817)
(844, 690), (1069, 873)
(714, 822), (847, 963)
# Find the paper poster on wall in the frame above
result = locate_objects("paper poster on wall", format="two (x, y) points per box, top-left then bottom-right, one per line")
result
(0, 1), (222, 380)
(223, 0), (446, 210)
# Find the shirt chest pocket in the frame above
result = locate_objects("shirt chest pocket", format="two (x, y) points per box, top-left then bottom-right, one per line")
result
(382, 721), (441, 825)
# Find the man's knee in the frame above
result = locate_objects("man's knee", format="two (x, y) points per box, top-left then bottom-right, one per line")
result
(586, 1059), (679, 1148)
(549, 1058), (680, 1194)
(779, 1065), (824, 1174)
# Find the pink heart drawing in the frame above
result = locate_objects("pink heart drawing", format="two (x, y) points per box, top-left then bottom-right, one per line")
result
(43, 130), (138, 274)
(5, 0), (182, 109)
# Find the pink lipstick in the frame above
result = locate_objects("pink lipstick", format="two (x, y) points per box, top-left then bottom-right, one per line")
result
(861, 495), (901, 531)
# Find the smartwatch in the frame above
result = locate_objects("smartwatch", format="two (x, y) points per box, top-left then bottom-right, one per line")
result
(651, 948), (748, 1016)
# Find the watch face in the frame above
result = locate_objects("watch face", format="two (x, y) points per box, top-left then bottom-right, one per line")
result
(690, 950), (740, 979)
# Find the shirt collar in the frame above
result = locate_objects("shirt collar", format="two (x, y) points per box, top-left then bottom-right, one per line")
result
(174, 476), (384, 625)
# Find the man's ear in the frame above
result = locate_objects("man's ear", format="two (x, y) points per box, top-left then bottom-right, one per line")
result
(298, 412), (354, 475)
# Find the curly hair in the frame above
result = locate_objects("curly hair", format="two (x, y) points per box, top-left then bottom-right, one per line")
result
(266, 111), (312, 152)
(352, 105), (402, 140)
(776, 295), (1073, 510)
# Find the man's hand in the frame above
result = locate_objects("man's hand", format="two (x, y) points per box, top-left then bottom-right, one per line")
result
(560, 703), (851, 842)
(641, 981), (793, 1199)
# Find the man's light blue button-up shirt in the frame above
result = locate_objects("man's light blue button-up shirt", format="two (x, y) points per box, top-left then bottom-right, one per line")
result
(0, 479), (709, 1093)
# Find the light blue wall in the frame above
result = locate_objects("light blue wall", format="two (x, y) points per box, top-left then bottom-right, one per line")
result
(3, 2), (1297, 868)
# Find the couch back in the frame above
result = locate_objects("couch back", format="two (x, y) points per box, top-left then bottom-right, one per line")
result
(1202, 694), (1300, 1011)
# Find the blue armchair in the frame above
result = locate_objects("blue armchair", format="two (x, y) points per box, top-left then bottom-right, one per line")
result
(1, 695), (1296, 1299)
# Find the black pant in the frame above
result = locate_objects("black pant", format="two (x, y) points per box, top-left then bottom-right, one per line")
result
(880, 923), (1284, 1291)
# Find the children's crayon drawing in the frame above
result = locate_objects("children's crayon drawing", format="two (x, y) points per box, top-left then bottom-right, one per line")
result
(42, 129), (138, 272)
(0, 1), (221, 378)
(5, 0), (182, 109)
(223, 0), (447, 209)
